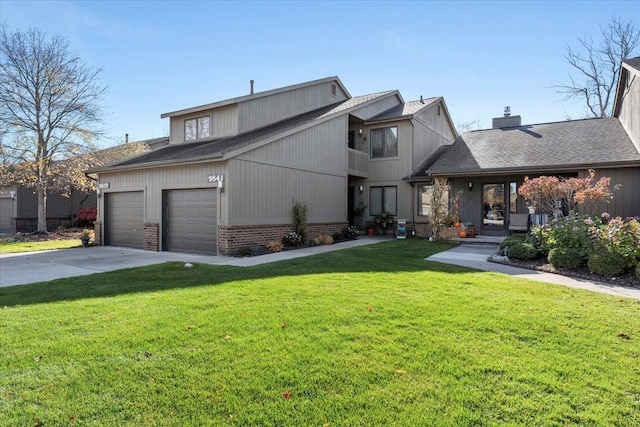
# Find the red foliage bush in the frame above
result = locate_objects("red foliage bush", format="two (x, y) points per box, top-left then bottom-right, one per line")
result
(75, 207), (97, 227)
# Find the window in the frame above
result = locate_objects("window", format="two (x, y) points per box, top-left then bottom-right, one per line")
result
(437, 104), (442, 117)
(483, 183), (505, 227)
(418, 185), (432, 216)
(331, 83), (337, 97)
(184, 116), (210, 141)
(370, 126), (398, 158)
(370, 186), (397, 215)
(509, 181), (517, 213)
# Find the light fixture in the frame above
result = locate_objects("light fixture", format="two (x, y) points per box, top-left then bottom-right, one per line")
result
(468, 182), (473, 191)
(96, 188), (101, 198)
(9, 190), (16, 200)
(358, 185), (364, 194)
(218, 180), (224, 193)
(358, 128), (363, 138)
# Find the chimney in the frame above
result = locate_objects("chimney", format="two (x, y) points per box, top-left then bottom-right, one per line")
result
(250, 79), (254, 95)
(125, 133), (129, 143)
(492, 106), (521, 128)
(420, 95), (424, 104)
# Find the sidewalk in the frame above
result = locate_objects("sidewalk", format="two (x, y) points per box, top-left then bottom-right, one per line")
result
(426, 243), (640, 300)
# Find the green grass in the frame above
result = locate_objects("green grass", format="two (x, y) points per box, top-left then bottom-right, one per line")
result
(0, 239), (81, 254)
(1, 240), (639, 426)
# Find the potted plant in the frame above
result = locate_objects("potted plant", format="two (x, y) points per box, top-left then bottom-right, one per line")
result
(374, 212), (394, 235)
(80, 229), (92, 247)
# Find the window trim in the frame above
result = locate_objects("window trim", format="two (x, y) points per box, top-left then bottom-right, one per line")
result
(370, 126), (399, 159)
(369, 185), (397, 216)
(184, 116), (211, 141)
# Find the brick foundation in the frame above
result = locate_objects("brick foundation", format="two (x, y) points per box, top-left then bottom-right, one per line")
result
(217, 222), (348, 256)
(144, 223), (160, 251)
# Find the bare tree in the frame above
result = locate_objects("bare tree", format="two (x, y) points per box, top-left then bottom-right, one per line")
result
(555, 17), (639, 118)
(0, 24), (106, 232)
(456, 119), (483, 134)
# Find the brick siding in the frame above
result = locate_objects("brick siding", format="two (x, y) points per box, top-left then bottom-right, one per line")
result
(143, 223), (160, 251)
(217, 222), (348, 256)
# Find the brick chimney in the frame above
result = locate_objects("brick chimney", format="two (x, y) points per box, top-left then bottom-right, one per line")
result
(492, 106), (521, 128)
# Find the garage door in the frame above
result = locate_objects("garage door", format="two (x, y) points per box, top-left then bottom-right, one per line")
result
(165, 189), (217, 254)
(0, 198), (12, 234)
(106, 192), (143, 248)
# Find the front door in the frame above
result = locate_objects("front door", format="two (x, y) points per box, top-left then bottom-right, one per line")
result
(482, 183), (505, 233)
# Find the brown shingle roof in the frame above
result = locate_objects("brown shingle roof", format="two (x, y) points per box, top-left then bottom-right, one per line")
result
(422, 117), (640, 176)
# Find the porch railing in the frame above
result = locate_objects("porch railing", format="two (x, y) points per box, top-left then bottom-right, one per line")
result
(348, 148), (368, 178)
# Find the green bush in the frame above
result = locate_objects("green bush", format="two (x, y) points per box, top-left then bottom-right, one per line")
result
(587, 252), (627, 277)
(236, 246), (253, 257)
(500, 236), (525, 252)
(548, 247), (584, 269)
(507, 242), (539, 260)
(636, 264), (640, 282)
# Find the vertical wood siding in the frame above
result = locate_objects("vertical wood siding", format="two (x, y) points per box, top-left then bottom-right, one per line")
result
(618, 68), (640, 151)
(238, 81), (348, 133)
(230, 117), (348, 224)
(170, 104), (238, 143)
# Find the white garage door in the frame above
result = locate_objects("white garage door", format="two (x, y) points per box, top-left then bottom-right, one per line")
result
(165, 189), (217, 254)
(106, 192), (144, 248)
(0, 198), (12, 234)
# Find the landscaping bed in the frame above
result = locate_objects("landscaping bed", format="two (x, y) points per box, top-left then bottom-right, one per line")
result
(490, 255), (640, 288)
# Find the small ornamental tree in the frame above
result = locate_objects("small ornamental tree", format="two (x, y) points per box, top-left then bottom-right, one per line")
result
(519, 169), (616, 217)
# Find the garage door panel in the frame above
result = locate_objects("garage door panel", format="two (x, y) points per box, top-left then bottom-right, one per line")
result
(107, 192), (143, 248)
(166, 189), (217, 254)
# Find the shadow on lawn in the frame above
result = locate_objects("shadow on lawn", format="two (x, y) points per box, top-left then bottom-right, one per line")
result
(0, 240), (474, 307)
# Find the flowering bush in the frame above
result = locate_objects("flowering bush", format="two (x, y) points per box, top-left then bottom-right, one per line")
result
(526, 213), (639, 276)
(342, 226), (359, 239)
(281, 232), (303, 247)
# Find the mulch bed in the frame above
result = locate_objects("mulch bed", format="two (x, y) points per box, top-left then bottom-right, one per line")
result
(1, 229), (85, 243)
(489, 256), (640, 289)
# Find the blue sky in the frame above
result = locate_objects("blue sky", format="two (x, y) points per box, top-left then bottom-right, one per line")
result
(3, 0), (639, 147)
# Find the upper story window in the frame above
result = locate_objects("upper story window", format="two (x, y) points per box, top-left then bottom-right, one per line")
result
(370, 126), (398, 158)
(185, 116), (210, 141)
(331, 83), (337, 97)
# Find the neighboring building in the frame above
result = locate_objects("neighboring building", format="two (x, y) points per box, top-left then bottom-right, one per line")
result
(414, 57), (640, 236)
(0, 137), (168, 234)
(89, 77), (457, 255)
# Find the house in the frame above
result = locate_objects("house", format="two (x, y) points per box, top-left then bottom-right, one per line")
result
(414, 57), (640, 236)
(88, 77), (457, 255)
(0, 137), (168, 234)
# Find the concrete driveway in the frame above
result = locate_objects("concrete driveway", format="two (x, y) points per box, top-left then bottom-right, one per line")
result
(0, 246), (229, 288)
(0, 238), (389, 288)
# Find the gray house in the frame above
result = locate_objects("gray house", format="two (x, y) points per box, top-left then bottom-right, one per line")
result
(413, 57), (640, 235)
(89, 77), (457, 255)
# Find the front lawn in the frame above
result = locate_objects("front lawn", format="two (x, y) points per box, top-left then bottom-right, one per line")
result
(0, 239), (82, 254)
(1, 240), (639, 426)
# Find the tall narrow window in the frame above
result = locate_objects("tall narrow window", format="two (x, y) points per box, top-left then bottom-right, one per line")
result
(509, 182), (517, 213)
(370, 186), (397, 215)
(185, 116), (210, 141)
(483, 183), (505, 228)
(418, 185), (432, 216)
(370, 126), (398, 158)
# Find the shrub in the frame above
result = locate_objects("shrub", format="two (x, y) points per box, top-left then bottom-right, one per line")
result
(507, 242), (539, 260)
(500, 236), (525, 252)
(332, 232), (343, 242)
(548, 247), (584, 269)
(342, 226), (359, 240)
(537, 216), (595, 259)
(636, 264), (640, 282)
(265, 241), (284, 252)
(314, 235), (334, 245)
(293, 202), (308, 244)
(591, 216), (640, 269)
(75, 207), (97, 227)
(236, 246), (253, 257)
(282, 232), (303, 247)
(587, 252), (627, 277)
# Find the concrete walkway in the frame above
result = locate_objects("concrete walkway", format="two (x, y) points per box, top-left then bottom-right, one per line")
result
(427, 243), (640, 300)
